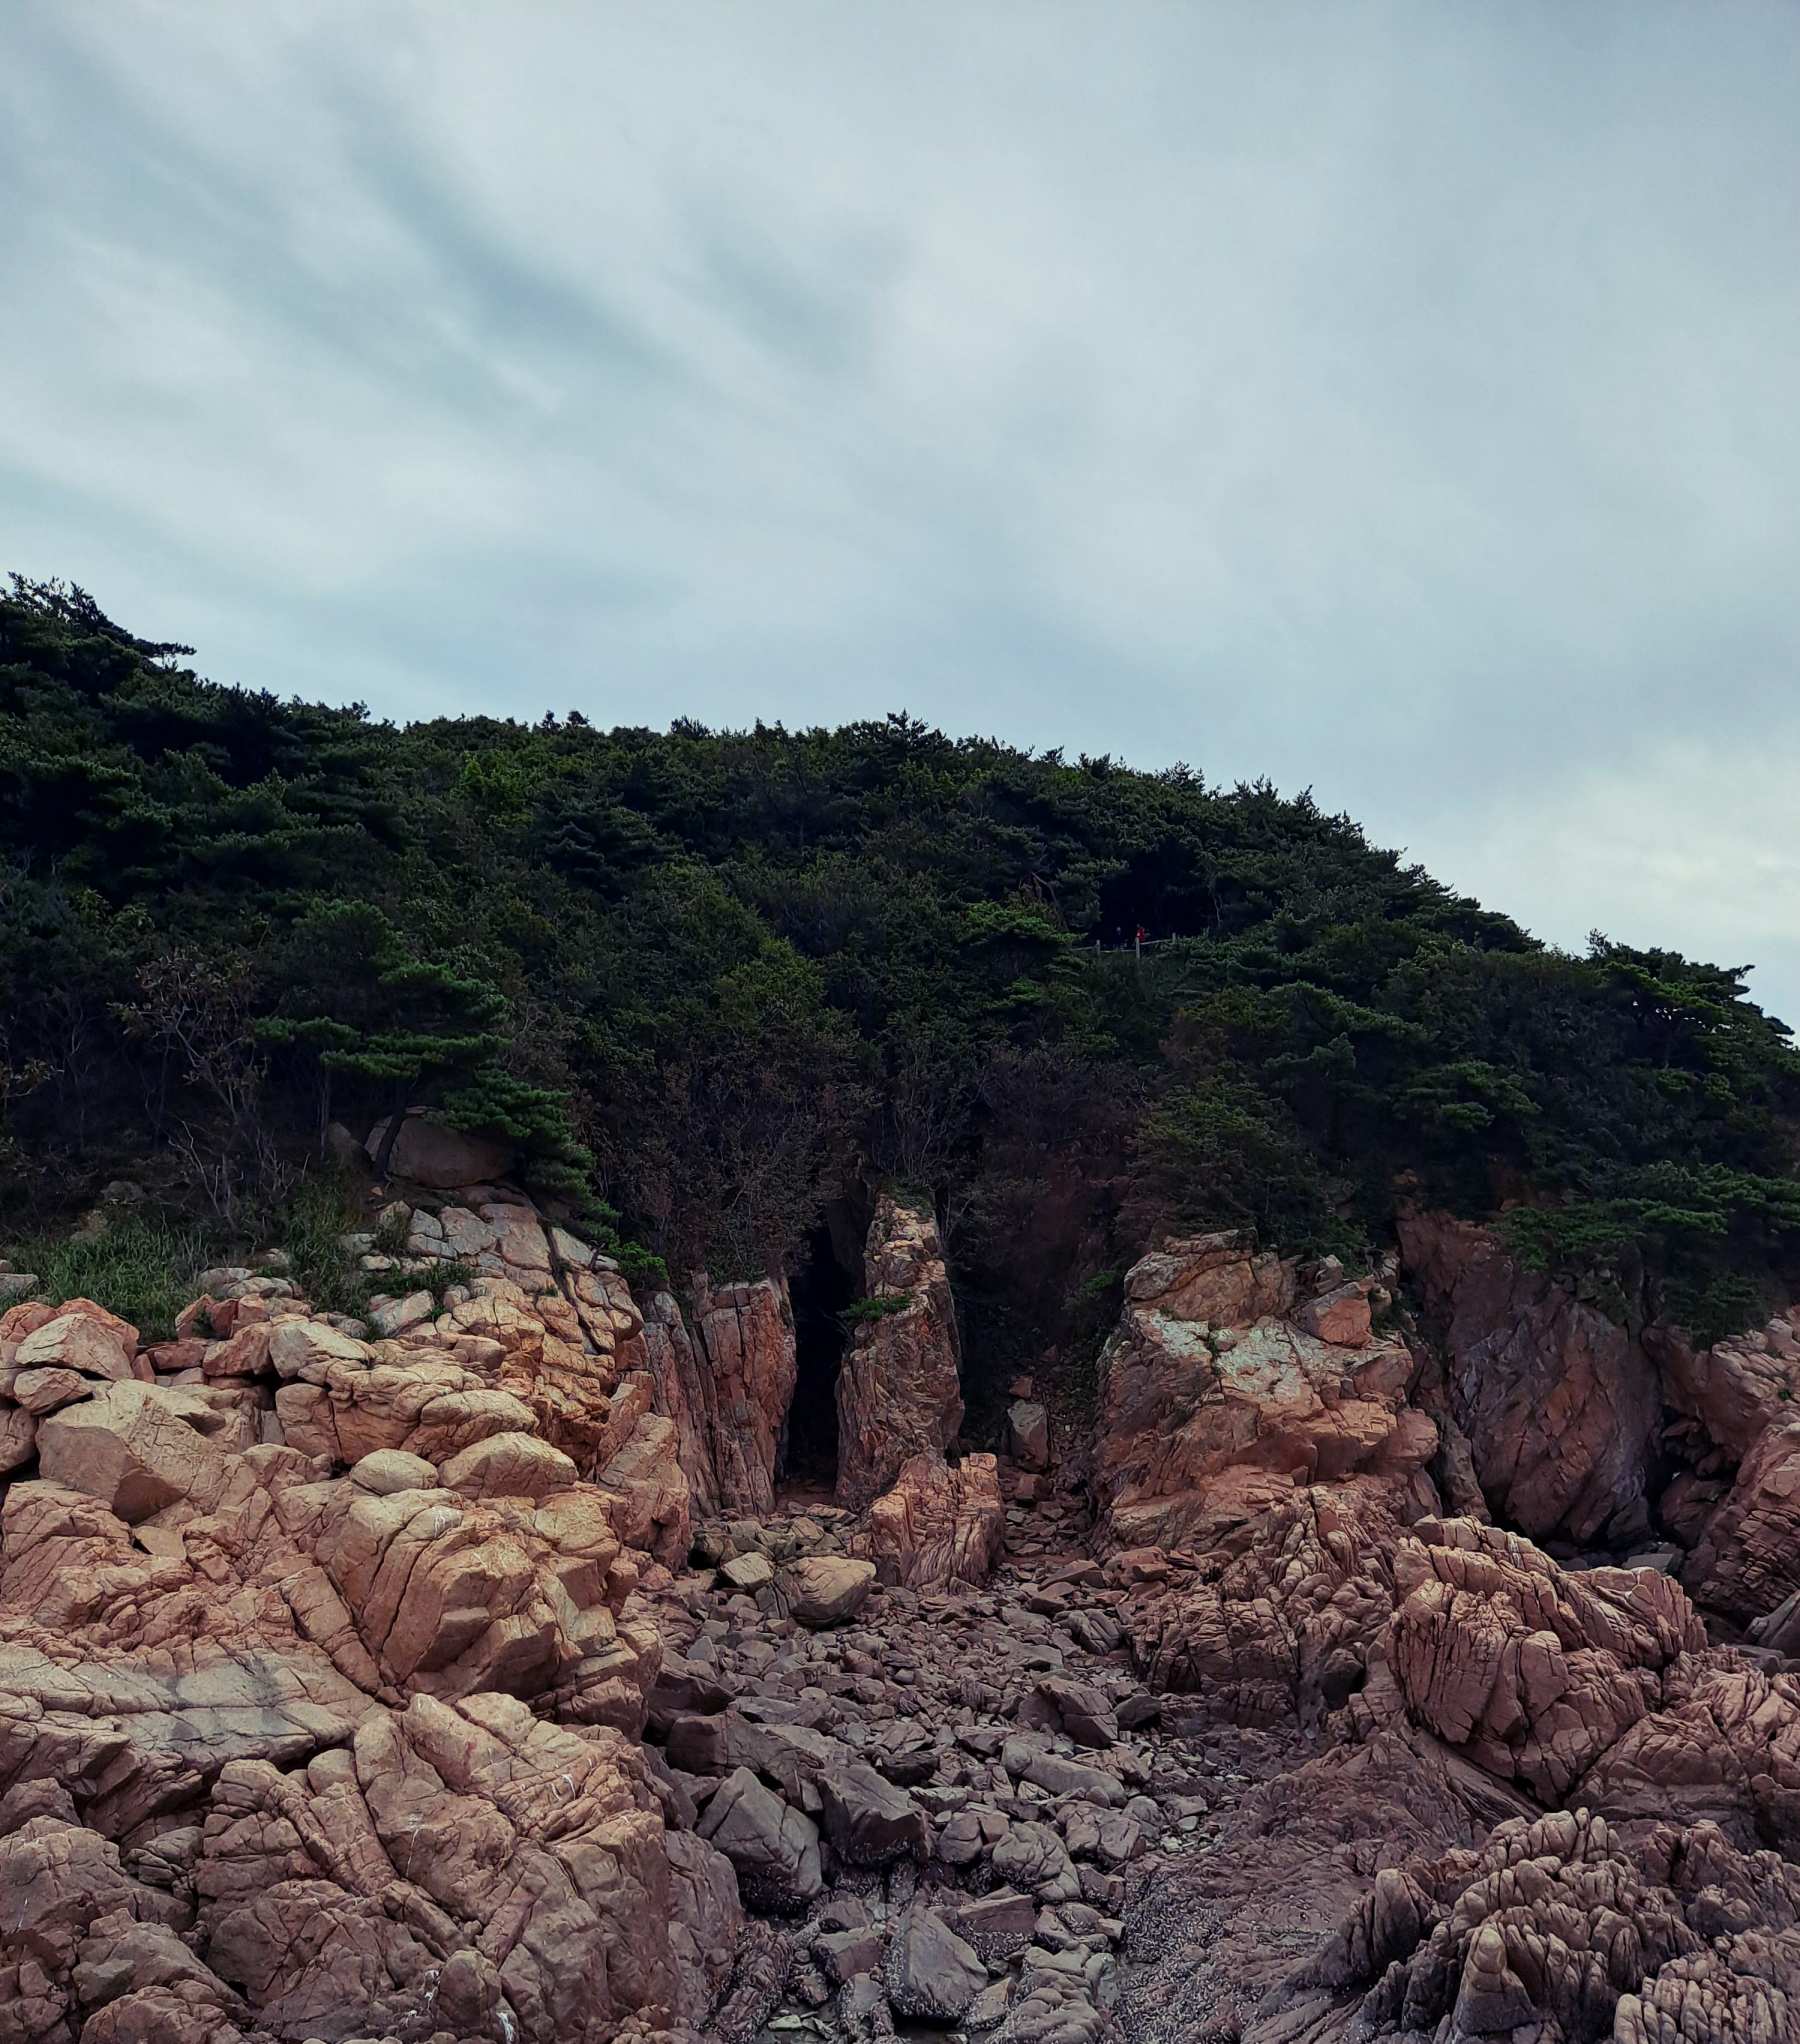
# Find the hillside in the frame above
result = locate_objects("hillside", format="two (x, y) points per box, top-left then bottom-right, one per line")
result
(11, 576), (1800, 2041)
(5, 572), (1800, 1362)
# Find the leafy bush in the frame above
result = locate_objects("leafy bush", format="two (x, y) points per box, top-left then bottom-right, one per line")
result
(839, 1292), (915, 1327)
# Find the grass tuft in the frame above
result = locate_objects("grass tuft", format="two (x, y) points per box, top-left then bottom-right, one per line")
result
(4, 1215), (215, 1342)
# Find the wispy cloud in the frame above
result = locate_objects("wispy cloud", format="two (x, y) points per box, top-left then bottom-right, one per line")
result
(4, 1), (1799, 1016)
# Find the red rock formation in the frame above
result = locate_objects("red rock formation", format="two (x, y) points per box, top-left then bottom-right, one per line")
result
(1096, 1233), (1435, 1552)
(834, 1196), (965, 1512)
(0, 1262), (744, 2043)
(865, 1451), (1004, 1590)
(1387, 1516), (1706, 1797)
(1397, 1209), (1661, 1547)
(634, 1274), (796, 1518)
(1273, 1808), (1800, 2044)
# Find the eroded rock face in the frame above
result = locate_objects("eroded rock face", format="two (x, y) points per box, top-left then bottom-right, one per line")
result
(1268, 1809), (1800, 2044)
(866, 1452), (1004, 1591)
(1387, 1516), (1706, 1797)
(1096, 1233), (1434, 1552)
(637, 1274), (797, 1518)
(1094, 1234), (1443, 1725)
(835, 1196), (965, 1512)
(0, 1249), (744, 2044)
(1398, 1209), (1662, 1547)
(1117, 1476), (1423, 1723)
(192, 1692), (736, 2043)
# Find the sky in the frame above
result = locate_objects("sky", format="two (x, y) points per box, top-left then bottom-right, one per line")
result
(5, 4), (1800, 1020)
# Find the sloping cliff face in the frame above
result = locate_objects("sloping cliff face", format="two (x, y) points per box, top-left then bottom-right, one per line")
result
(1396, 1209), (1663, 1547)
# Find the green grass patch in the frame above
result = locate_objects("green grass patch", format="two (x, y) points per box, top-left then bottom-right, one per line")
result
(4, 1215), (215, 1342)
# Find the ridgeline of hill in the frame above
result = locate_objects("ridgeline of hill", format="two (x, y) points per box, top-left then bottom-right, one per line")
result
(4, 573), (1798, 1358)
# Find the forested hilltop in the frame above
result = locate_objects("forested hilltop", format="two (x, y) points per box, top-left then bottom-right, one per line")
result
(4, 574), (1798, 1354)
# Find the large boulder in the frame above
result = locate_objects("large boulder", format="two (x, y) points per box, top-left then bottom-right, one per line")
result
(696, 1765), (822, 1913)
(364, 1112), (515, 1188)
(867, 1452), (1004, 1589)
(775, 1554), (876, 1628)
(10, 1299), (139, 1382)
(37, 1382), (233, 1522)
(886, 1907), (987, 2024)
(817, 1761), (931, 1868)
(835, 1194), (965, 1511)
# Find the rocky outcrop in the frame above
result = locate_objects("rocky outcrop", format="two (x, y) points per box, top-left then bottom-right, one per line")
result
(1116, 1477), (1423, 1723)
(1651, 1310), (1800, 1463)
(1398, 1209), (1662, 1547)
(1267, 1807), (1800, 2044)
(15, 1181), (1800, 2044)
(866, 1451), (1005, 1590)
(1386, 1516), (1706, 1797)
(1093, 1234), (1443, 1723)
(0, 1258), (745, 2044)
(835, 1195), (965, 1512)
(639, 1274), (796, 1517)
(1096, 1234), (1435, 1552)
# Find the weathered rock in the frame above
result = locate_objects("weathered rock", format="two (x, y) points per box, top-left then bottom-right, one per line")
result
(1684, 1418), (1800, 1626)
(1270, 1807), (1800, 2044)
(698, 1764), (823, 1912)
(349, 1447), (439, 1494)
(366, 1288), (434, 1337)
(440, 1428), (578, 1500)
(13, 1299), (139, 1382)
(1387, 1515), (1706, 1799)
(37, 1381), (233, 1522)
(721, 1551), (776, 1592)
(887, 1906), (987, 2024)
(1018, 1676), (1118, 1750)
(836, 1195), (965, 1511)
(365, 1111), (516, 1188)
(1117, 1477), (1420, 1723)
(868, 1451), (1005, 1590)
(1006, 1398), (1050, 1472)
(645, 1275), (796, 1516)
(776, 1554), (876, 1627)
(991, 1821), (1080, 1902)
(818, 1761), (931, 1867)
(1399, 1209), (1660, 1545)
(595, 1409), (691, 1568)
(1096, 1233), (1433, 1551)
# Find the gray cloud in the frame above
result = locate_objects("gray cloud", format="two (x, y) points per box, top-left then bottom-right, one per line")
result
(4, 2), (1798, 1016)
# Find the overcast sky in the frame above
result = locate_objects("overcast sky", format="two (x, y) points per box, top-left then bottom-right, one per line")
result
(6, 4), (1799, 1020)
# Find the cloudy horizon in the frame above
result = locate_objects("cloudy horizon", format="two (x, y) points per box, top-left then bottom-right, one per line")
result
(5, 4), (1799, 1019)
